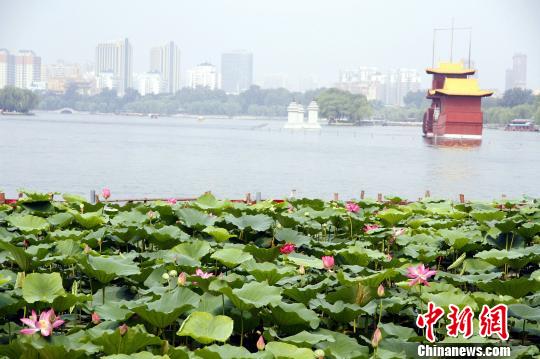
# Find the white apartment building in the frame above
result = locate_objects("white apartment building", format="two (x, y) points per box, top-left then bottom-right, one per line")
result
(187, 63), (218, 90)
(135, 72), (163, 96)
(95, 38), (133, 96)
(150, 41), (181, 94)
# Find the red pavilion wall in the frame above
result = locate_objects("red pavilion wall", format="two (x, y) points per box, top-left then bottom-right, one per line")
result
(434, 96), (483, 136)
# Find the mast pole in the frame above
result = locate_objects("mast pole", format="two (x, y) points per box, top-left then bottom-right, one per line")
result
(450, 18), (455, 62)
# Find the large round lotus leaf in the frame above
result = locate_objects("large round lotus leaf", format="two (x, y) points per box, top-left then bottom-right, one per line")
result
(421, 291), (478, 311)
(242, 261), (295, 285)
(171, 240), (211, 266)
(22, 272), (66, 303)
(194, 193), (228, 210)
(231, 281), (282, 309)
(47, 212), (74, 228)
(0, 241), (32, 271)
(211, 248), (253, 267)
(102, 353), (169, 359)
(203, 226), (236, 243)
(270, 302), (320, 329)
(274, 228), (311, 247)
(224, 214), (274, 231)
(133, 287), (200, 328)
(474, 249), (529, 268)
(72, 211), (107, 229)
(177, 311), (234, 344)
(81, 255), (140, 283)
(285, 253), (323, 269)
(315, 329), (370, 359)
(176, 208), (217, 228)
(281, 330), (335, 346)
(110, 210), (148, 227)
(508, 304), (540, 322)
(88, 324), (163, 355)
(470, 210), (505, 223)
(264, 342), (314, 359)
(376, 208), (410, 226)
(7, 214), (50, 234)
(194, 344), (253, 359)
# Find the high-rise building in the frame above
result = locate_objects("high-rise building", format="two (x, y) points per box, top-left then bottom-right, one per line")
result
(0, 49), (15, 88)
(149, 41), (181, 94)
(135, 72), (162, 96)
(221, 51), (253, 94)
(14, 50), (41, 89)
(505, 53), (527, 90)
(95, 38), (133, 95)
(187, 63), (218, 90)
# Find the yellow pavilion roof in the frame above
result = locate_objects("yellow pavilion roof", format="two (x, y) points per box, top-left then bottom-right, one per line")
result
(426, 62), (475, 75)
(428, 78), (494, 97)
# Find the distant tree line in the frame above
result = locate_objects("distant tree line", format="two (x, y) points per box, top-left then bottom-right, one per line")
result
(0, 86), (39, 113)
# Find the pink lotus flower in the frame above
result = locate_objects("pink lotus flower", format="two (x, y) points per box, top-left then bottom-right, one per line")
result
(345, 202), (360, 213)
(20, 309), (64, 336)
(377, 284), (385, 297)
(280, 242), (296, 254)
(256, 335), (265, 350)
(195, 268), (214, 279)
(321, 255), (335, 270)
(119, 323), (128, 336)
(167, 198), (177, 204)
(406, 263), (437, 286)
(371, 327), (382, 347)
(363, 224), (380, 233)
(101, 188), (111, 200)
(177, 272), (187, 286)
(392, 227), (406, 238)
(91, 312), (101, 324)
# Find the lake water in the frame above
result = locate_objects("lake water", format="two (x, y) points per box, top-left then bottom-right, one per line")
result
(1, 112), (539, 201)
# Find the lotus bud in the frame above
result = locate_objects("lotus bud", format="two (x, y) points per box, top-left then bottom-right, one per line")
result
(147, 211), (156, 219)
(167, 198), (177, 205)
(177, 272), (187, 286)
(377, 284), (385, 297)
(256, 335), (265, 351)
(15, 272), (25, 288)
(371, 327), (382, 348)
(314, 349), (325, 359)
(118, 324), (128, 336)
(298, 265), (305, 275)
(102, 188), (111, 200)
(79, 203), (84, 213)
(23, 239), (29, 249)
(169, 270), (178, 277)
(84, 244), (91, 254)
(91, 312), (101, 324)
(321, 255), (335, 270)
(162, 273), (170, 281)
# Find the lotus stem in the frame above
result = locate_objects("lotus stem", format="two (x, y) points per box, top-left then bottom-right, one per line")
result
(240, 310), (244, 347)
(102, 286), (105, 305)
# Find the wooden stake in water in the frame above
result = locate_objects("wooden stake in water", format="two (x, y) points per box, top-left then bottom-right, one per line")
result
(255, 192), (261, 203)
(425, 190), (431, 198)
(459, 194), (465, 203)
(360, 190), (365, 200)
(89, 190), (96, 204)
(0, 192), (5, 205)
(377, 193), (383, 202)
(333, 193), (339, 201)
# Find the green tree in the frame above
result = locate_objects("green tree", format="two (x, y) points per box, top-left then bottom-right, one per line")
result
(499, 88), (534, 107)
(316, 88), (371, 122)
(403, 90), (429, 108)
(0, 86), (39, 113)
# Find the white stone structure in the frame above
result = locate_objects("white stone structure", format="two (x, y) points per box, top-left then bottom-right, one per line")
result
(304, 100), (321, 129)
(284, 100), (321, 129)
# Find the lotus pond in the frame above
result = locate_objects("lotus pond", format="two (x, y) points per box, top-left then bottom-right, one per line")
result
(0, 191), (539, 358)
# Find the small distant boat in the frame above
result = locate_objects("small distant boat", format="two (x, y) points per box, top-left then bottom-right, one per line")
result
(198, 116), (205, 122)
(149, 114), (158, 119)
(505, 119), (538, 132)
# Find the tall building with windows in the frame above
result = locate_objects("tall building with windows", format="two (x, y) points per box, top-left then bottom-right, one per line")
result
(187, 63), (218, 90)
(221, 51), (253, 94)
(149, 41), (181, 94)
(505, 53), (527, 90)
(0, 49), (15, 88)
(14, 50), (42, 90)
(95, 38), (133, 96)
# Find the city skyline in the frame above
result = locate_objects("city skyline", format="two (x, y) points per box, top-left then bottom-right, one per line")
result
(1, 0), (539, 93)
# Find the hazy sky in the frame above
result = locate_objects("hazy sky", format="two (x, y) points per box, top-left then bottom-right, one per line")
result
(1, 0), (539, 92)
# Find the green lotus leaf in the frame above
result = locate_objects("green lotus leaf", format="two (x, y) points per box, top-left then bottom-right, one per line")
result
(337, 268), (400, 287)
(337, 245), (386, 266)
(421, 291), (478, 311)
(93, 302), (133, 321)
(470, 292), (518, 307)
(270, 302), (320, 329)
(470, 209), (505, 223)
(224, 213), (274, 231)
(283, 280), (330, 304)
(274, 228), (311, 247)
(439, 229), (482, 250)
(378, 322), (416, 339)
(147, 225), (189, 247)
(285, 253), (323, 269)
(72, 211), (107, 229)
(62, 193), (88, 203)
(171, 240), (211, 266)
(177, 311), (234, 344)
(47, 212), (74, 228)
(211, 248), (253, 267)
(281, 330), (335, 347)
(110, 210), (148, 227)
(314, 329), (370, 359)
(88, 323), (163, 355)
(22, 272), (66, 303)
(103, 353), (169, 359)
(462, 258), (497, 274)
(508, 304), (540, 322)
(203, 226), (237, 243)
(476, 277), (540, 298)
(518, 221), (540, 239)
(14, 332), (100, 358)
(232, 281), (282, 309)
(376, 208), (411, 226)
(194, 192), (228, 210)
(6, 214), (50, 234)
(80, 254), (140, 283)
(447, 252), (467, 270)
(52, 292), (92, 311)
(264, 342), (314, 359)
(242, 261), (295, 285)
(133, 287), (200, 328)
(176, 208), (217, 228)
(0, 241), (32, 271)
(194, 344), (253, 359)
(474, 248), (529, 268)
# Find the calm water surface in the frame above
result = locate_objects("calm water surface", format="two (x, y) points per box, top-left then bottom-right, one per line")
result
(1, 112), (539, 200)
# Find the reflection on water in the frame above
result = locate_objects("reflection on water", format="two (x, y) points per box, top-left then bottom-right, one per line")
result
(1, 112), (539, 200)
